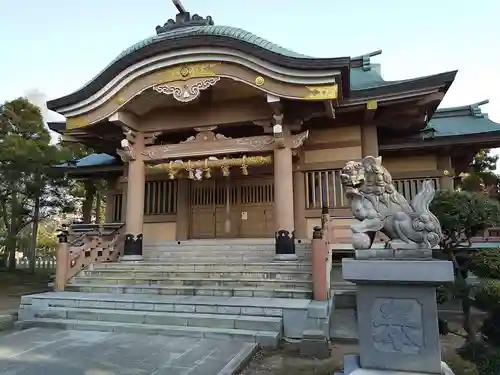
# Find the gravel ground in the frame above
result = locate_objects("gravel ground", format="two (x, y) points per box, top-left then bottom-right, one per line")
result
(240, 322), (476, 375)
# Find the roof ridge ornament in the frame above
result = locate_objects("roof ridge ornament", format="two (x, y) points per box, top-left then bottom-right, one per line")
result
(156, 0), (214, 35)
(470, 99), (489, 118)
(352, 50), (382, 71)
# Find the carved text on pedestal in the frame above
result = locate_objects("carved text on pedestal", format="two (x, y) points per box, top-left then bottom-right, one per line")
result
(371, 298), (424, 354)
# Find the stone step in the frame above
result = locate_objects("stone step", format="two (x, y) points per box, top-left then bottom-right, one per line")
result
(143, 247), (310, 253)
(332, 290), (357, 309)
(84, 269), (312, 280)
(66, 283), (313, 299)
(143, 240), (311, 247)
(18, 318), (280, 347)
(329, 308), (358, 343)
(20, 292), (312, 315)
(330, 281), (356, 290)
(142, 255), (310, 262)
(27, 306), (283, 332)
(93, 262), (312, 270)
(19, 292), (323, 343)
(71, 276), (312, 290)
(143, 245), (311, 251)
(143, 251), (312, 263)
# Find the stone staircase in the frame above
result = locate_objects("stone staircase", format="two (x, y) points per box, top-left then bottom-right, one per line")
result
(18, 292), (302, 347)
(18, 239), (333, 349)
(66, 239), (313, 299)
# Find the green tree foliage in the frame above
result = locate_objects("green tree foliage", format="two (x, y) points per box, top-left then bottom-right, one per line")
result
(36, 219), (59, 258)
(431, 190), (500, 373)
(459, 249), (500, 374)
(431, 190), (500, 249)
(0, 97), (75, 269)
(460, 149), (500, 197)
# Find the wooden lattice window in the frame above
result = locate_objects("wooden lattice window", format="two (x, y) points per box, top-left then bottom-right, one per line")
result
(144, 180), (177, 215)
(305, 169), (347, 209)
(393, 178), (440, 202)
(305, 169), (441, 209)
(111, 194), (123, 222)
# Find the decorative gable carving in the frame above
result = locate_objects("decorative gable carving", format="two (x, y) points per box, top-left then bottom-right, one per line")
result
(152, 77), (220, 103)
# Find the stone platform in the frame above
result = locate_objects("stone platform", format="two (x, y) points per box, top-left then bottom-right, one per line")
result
(19, 239), (335, 349)
(0, 327), (257, 375)
(18, 291), (332, 347)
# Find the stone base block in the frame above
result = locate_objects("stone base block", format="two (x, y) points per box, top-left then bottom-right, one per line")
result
(357, 284), (442, 373)
(341, 259), (455, 374)
(342, 259), (454, 285)
(336, 355), (456, 375)
(300, 329), (330, 359)
(282, 299), (333, 340)
(0, 313), (17, 331)
(120, 255), (143, 261)
(274, 254), (298, 261)
(354, 248), (433, 260)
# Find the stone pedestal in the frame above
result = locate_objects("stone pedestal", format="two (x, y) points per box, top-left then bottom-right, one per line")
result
(340, 258), (455, 375)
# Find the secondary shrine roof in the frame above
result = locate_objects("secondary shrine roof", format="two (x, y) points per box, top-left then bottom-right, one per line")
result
(424, 100), (500, 138)
(57, 153), (118, 168)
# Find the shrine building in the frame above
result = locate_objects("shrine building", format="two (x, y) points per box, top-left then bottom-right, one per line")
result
(48, 2), (500, 260)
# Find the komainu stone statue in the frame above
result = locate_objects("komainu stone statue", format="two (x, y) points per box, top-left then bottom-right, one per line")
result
(340, 156), (442, 254)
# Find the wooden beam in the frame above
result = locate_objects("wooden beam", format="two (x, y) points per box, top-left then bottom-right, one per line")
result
(267, 93), (282, 115)
(108, 111), (139, 130)
(324, 101), (335, 119)
(141, 97), (272, 132)
(417, 92), (445, 106)
(364, 100), (377, 122)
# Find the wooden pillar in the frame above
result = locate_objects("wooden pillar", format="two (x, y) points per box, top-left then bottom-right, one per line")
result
(274, 133), (296, 260)
(176, 179), (190, 241)
(438, 155), (454, 190)
(54, 230), (69, 291)
(121, 177), (128, 223)
(94, 192), (101, 224)
(104, 178), (119, 222)
(361, 124), (379, 157)
(104, 179), (114, 223)
(293, 170), (307, 239)
(312, 226), (329, 301)
(82, 180), (95, 223)
(123, 133), (145, 261)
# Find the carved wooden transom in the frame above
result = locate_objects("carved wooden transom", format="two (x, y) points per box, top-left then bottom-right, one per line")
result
(153, 77), (220, 102)
(181, 130), (231, 143)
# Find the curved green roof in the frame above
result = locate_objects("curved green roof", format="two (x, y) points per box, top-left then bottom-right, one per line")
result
(112, 25), (309, 66)
(78, 25), (310, 93)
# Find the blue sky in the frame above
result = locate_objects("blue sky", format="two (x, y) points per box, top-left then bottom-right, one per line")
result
(0, 0), (499, 126)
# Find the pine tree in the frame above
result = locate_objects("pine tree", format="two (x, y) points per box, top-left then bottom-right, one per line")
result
(0, 98), (75, 269)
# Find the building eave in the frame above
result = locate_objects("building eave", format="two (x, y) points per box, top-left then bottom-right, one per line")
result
(433, 99), (490, 118)
(47, 35), (351, 112)
(57, 165), (124, 178)
(379, 131), (500, 152)
(47, 121), (66, 133)
(349, 70), (457, 101)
